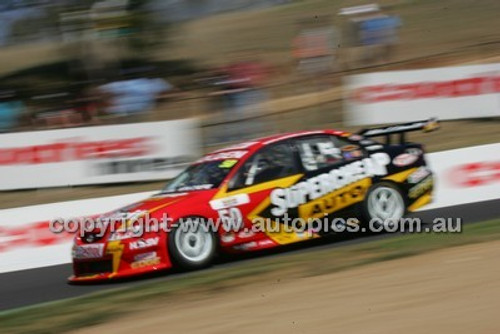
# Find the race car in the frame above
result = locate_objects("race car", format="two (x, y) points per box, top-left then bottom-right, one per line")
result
(69, 118), (438, 282)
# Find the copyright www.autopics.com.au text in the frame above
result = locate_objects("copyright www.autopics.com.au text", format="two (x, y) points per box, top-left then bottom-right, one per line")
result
(49, 214), (463, 238)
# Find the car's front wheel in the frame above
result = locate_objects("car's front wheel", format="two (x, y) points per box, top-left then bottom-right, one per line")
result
(168, 217), (217, 270)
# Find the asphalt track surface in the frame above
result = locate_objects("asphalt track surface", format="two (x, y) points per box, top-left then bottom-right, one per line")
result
(1, 199), (499, 312)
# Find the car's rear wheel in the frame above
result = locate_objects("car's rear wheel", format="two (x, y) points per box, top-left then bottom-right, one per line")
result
(362, 182), (406, 229)
(168, 217), (216, 270)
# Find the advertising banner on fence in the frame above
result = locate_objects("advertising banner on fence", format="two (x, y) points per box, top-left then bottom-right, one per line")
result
(344, 63), (500, 125)
(424, 143), (500, 210)
(0, 119), (200, 190)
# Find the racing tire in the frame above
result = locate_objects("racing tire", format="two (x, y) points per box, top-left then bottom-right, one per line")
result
(168, 216), (217, 270)
(360, 182), (406, 231)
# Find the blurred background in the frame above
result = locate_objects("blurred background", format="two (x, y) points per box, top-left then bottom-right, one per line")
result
(1, 2), (500, 333)
(0, 0), (500, 208)
(0, 0), (499, 205)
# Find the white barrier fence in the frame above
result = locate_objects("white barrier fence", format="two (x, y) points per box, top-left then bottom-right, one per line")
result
(0, 191), (155, 273)
(0, 143), (499, 273)
(0, 119), (200, 190)
(344, 63), (500, 125)
(425, 143), (500, 210)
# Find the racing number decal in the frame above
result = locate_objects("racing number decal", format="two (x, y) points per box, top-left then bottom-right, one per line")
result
(218, 207), (244, 231)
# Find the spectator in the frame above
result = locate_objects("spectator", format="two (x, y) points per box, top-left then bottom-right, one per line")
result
(0, 90), (23, 132)
(380, 14), (402, 61)
(99, 74), (173, 122)
(30, 91), (83, 129)
(211, 53), (270, 143)
(359, 14), (402, 63)
(292, 23), (338, 78)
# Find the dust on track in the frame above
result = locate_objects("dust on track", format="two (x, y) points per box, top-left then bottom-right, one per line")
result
(73, 240), (500, 334)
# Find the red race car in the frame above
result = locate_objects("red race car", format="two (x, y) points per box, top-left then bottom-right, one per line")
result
(70, 119), (438, 282)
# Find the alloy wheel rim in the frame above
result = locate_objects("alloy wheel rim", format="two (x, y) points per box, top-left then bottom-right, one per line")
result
(174, 219), (213, 263)
(368, 187), (405, 224)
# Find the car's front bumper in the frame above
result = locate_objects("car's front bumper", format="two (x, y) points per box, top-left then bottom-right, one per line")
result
(69, 235), (172, 283)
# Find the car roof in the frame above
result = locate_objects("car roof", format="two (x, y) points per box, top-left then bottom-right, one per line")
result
(211, 129), (350, 156)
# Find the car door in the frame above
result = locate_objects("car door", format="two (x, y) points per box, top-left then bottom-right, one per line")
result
(293, 134), (371, 222)
(218, 140), (306, 245)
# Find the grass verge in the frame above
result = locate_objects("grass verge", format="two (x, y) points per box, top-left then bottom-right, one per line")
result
(1, 219), (500, 333)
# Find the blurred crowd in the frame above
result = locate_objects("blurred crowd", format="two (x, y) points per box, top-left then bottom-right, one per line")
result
(0, 1), (402, 143)
(0, 72), (173, 132)
(339, 4), (402, 66)
(203, 52), (270, 143)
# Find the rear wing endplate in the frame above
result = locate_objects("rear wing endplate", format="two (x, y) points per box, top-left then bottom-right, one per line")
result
(358, 118), (439, 145)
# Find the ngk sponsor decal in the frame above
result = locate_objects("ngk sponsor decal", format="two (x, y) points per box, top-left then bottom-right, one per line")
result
(448, 161), (500, 187)
(270, 153), (390, 217)
(129, 237), (160, 250)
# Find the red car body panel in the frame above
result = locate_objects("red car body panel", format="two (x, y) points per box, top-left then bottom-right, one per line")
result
(69, 128), (434, 282)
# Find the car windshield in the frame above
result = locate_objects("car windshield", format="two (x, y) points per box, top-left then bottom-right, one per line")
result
(161, 159), (239, 193)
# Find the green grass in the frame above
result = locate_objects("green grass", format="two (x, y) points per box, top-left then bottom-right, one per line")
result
(1, 219), (499, 333)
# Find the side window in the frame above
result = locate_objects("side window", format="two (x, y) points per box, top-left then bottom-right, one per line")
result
(229, 142), (298, 189)
(334, 137), (365, 162)
(297, 135), (363, 171)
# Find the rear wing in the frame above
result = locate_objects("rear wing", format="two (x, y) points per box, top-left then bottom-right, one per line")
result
(358, 118), (439, 145)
